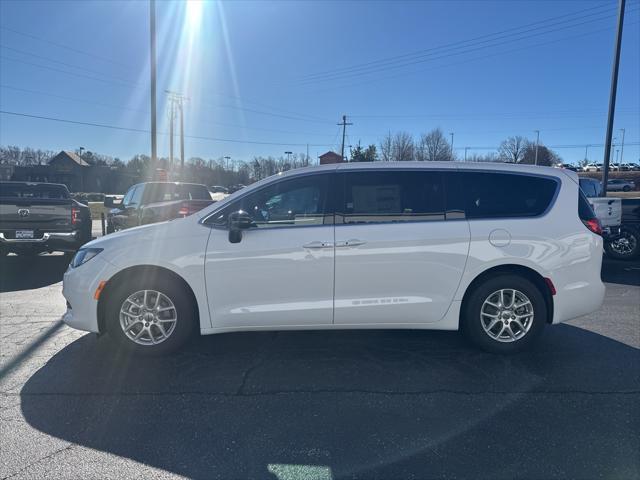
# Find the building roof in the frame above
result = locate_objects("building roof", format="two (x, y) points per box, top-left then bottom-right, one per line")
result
(49, 150), (90, 167)
(319, 151), (342, 159)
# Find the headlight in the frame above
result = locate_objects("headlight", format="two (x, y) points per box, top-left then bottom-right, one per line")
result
(70, 248), (103, 268)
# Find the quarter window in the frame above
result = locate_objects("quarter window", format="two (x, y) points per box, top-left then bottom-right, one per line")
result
(210, 174), (331, 228)
(448, 172), (558, 219)
(337, 171), (445, 224)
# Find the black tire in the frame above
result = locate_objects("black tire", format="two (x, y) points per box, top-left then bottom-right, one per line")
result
(461, 274), (547, 354)
(605, 226), (640, 260)
(105, 275), (196, 356)
(622, 186), (631, 192)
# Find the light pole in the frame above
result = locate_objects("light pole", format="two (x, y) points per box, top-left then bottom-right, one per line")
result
(584, 144), (590, 164)
(602, 0), (626, 196)
(150, 0), (157, 163)
(464, 147), (469, 162)
(284, 151), (292, 165)
(449, 132), (454, 160)
(534, 130), (540, 165)
(619, 128), (625, 166)
(224, 156), (231, 170)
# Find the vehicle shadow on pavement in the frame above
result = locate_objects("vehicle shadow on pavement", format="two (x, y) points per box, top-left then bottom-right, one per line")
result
(0, 255), (69, 293)
(20, 325), (640, 479)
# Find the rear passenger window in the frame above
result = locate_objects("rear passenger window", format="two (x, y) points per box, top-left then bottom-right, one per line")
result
(447, 172), (558, 219)
(337, 171), (445, 224)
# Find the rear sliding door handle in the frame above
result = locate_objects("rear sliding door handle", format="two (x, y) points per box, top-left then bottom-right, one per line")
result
(303, 241), (334, 249)
(336, 239), (367, 248)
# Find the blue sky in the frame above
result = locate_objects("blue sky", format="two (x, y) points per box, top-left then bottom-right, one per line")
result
(0, 0), (639, 165)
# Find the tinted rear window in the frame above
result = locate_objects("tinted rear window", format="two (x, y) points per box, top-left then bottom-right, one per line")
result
(337, 171), (445, 224)
(145, 184), (210, 203)
(0, 183), (69, 199)
(578, 190), (596, 221)
(446, 172), (558, 219)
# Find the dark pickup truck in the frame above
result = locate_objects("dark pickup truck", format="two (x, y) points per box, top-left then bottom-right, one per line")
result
(605, 197), (640, 260)
(105, 182), (214, 233)
(0, 181), (92, 256)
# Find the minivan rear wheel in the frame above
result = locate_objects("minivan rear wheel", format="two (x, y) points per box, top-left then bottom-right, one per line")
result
(462, 274), (546, 354)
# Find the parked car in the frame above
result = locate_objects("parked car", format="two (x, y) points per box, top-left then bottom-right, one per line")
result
(559, 164), (579, 172)
(582, 163), (601, 172)
(209, 185), (229, 203)
(607, 179), (635, 192)
(578, 178), (622, 238)
(62, 162), (605, 356)
(605, 197), (640, 260)
(227, 184), (246, 193)
(0, 181), (91, 256)
(104, 182), (215, 233)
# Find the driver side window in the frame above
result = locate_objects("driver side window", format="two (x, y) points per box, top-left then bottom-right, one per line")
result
(213, 174), (331, 228)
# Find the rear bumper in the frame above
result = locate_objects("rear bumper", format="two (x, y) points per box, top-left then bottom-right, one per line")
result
(0, 231), (83, 252)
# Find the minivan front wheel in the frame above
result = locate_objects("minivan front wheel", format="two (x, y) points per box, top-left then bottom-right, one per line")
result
(462, 274), (546, 353)
(105, 277), (195, 355)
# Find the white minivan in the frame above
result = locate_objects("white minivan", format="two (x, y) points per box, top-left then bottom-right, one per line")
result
(62, 162), (605, 354)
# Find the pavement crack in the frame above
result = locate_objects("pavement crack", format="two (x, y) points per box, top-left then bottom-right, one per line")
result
(1, 443), (75, 480)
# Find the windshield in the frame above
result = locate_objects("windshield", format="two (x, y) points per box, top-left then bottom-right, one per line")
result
(145, 183), (211, 203)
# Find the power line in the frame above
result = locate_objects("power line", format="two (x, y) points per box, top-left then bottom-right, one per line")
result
(0, 24), (136, 71)
(0, 44), (139, 85)
(0, 55), (137, 87)
(303, 16), (640, 94)
(0, 84), (340, 137)
(0, 110), (334, 147)
(297, 4), (636, 84)
(299, 3), (615, 81)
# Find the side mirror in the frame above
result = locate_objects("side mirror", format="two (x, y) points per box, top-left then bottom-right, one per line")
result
(228, 210), (253, 243)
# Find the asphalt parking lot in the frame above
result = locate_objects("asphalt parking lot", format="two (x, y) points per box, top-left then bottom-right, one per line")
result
(1, 255), (638, 480)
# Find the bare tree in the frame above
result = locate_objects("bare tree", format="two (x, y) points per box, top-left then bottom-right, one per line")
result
(379, 131), (393, 162)
(498, 136), (529, 163)
(521, 144), (562, 166)
(416, 128), (451, 161)
(392, 131), (414, 161)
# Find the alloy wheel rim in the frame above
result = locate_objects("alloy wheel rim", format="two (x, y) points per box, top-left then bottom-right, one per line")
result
(119, 290), (177, 346)
(480, 289), (534, 343)
(610, 232), (636, 256)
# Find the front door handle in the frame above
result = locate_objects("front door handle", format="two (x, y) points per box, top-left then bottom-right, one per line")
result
(336, 239), (367, 247)
(303, 241), (334, 249)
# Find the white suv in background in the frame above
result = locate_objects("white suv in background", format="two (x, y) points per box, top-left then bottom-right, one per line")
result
(62, 162), (605, 355)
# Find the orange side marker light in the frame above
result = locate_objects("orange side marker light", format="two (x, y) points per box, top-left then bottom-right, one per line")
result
(94, 281), (107, 300)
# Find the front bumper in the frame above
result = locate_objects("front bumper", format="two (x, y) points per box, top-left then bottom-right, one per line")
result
(0, 231), (83, 252)
(62, 256), (117, 333)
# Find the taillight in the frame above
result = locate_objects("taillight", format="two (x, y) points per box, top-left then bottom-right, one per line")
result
(178, 202), (194, 217)
(582, 217), (603, 235)
(71, 207), (80, 225)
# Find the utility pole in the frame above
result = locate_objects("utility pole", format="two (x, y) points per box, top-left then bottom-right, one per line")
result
(179, 101), (184, 178)
(338, 115), (352, 161)
(166, 91), (188, 179)
(150, 0), (157, 163)
(534, 130), (540, 165)
(464, 147), (469, 162)
(584, 144), (590, 164)
(619, 128), (626, 166)
(166, 92), (176, 169)
(306, 144), (309, 165)
(602, 0), (626, 196)
(449, 132), (454, 160)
